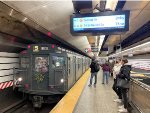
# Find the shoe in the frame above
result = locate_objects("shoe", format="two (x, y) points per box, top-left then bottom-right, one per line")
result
(102, 83), (104, 84)
(118, 108), (128, 112)
(118, 105), (124, 109)
(88, 84), (92, 87)
(113, 99), (121, 103)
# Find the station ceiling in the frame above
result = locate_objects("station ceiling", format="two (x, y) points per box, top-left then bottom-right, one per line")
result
(1, 0), (150, 57)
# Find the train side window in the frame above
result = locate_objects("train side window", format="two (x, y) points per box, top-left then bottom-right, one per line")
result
(52, 56), (65, 68)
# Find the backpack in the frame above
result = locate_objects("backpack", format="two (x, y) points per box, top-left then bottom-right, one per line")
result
(94, 62), (100, 72)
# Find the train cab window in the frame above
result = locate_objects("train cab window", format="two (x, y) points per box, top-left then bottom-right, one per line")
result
(52, 56), (65, 69)
(35, 57), (49, 73)
(21, 57), (29, 68)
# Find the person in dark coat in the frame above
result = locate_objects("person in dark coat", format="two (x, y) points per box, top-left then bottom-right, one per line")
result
(88, 58), (99, 87)
(117, 59), (131, 113)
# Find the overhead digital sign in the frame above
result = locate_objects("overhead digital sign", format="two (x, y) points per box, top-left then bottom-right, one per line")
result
(70, 10), (130, 35)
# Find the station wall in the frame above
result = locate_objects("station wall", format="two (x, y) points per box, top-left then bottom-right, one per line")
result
(0, 52), (19, 90)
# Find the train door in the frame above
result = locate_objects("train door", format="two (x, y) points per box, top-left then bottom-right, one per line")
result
(83, 58), (85, 72)
(50, 54), (66, 91)
(67, 56), (74, 89)
(75, 57), (79, 80)
(32, 55), (49, 91)
(82, 58), (84, 74)
(73, 56), (76, 83)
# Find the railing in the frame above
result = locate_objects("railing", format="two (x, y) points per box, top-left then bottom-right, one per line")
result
(129, 78), (150, 113)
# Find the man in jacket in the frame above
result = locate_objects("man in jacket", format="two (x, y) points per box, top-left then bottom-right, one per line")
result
(88, 58), (99, 87)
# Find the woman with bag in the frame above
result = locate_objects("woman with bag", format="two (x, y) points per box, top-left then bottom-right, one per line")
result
(117, 59), (131, 113)
(113, 59), (122, 102)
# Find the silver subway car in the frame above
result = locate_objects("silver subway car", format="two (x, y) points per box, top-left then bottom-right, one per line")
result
(13, 44), (90, 107)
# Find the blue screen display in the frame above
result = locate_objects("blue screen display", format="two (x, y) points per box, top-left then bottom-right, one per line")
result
(70, 11), (130, 34)
(73, 15), (125, 31)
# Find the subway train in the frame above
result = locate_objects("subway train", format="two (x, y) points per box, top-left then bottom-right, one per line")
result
(13, 44), (91, 107)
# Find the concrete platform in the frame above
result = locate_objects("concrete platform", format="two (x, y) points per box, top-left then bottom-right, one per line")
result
(73, 70), (122, 113)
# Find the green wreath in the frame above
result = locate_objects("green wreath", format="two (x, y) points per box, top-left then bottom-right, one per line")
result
(35, 73), (44, 83)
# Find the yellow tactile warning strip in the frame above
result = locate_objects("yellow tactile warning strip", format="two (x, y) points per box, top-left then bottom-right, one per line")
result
(131, 71), (145, 76)
(50, 69), (90, 113)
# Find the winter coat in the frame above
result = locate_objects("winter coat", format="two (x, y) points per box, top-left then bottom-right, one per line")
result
(113, 63), (122, 79)
(118, 64), (131, 81)
(102, 64), (110, 72)
(90, 61), (97, 73)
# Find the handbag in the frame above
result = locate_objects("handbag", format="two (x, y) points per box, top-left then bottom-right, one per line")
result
(116, 78), (130, 89)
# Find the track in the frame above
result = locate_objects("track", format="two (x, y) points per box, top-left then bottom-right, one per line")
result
(0, 99), (56, 113)
(0, 99), (26, 113)
(13, 103), (56, 113)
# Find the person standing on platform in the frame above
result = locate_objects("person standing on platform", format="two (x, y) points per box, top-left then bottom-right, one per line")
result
(117, 59), (131, 113)
(88, 58), (100, 87)
(102, 61), (111, 84)
(108, 59), (115, 77)
(113, 59), (122, 102)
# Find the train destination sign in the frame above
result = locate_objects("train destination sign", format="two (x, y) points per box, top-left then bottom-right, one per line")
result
(70, 10), (130, 35)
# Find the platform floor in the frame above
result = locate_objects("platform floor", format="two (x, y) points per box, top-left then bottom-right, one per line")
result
(73, 70), (122, 113)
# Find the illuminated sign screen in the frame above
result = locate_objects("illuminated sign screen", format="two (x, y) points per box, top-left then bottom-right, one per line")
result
(70, 10), (130, 34)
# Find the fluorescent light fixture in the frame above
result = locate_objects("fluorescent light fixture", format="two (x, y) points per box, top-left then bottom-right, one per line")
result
(109, 41), (150, 57)
(105, 0), (118, 11)
(9, 9), (13, 16)
(22, 17), (27, 22)
(128, 53), (133, 57)
(99, 35), (105, 47)
(98, 35), (105, 55)
(100, 35), (105, 39)
(42, 5), (47, 8)
(95, 36), (98, 46)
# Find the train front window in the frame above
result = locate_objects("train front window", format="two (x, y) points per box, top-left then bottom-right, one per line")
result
(52, 56), (65, 68)
(35, 57), (49, 73)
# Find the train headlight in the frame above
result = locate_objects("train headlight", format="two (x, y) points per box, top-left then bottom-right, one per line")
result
(18, 77), (23, 82)
(60, 79), (64, 83)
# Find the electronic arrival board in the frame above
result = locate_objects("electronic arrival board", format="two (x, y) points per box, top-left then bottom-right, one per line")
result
(70, 10), (130, 35)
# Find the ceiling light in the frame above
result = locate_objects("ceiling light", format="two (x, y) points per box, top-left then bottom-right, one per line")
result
(105, 0), (118, 11)
(9, 9), (13, 16)
(98, 35), (105, 55)
(42, 5), (47, 8)
(22, 17), (27, 22)
(109, 41), (150, 57)
(95, 36), (98, 46)
(100, 35), (105, 39)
